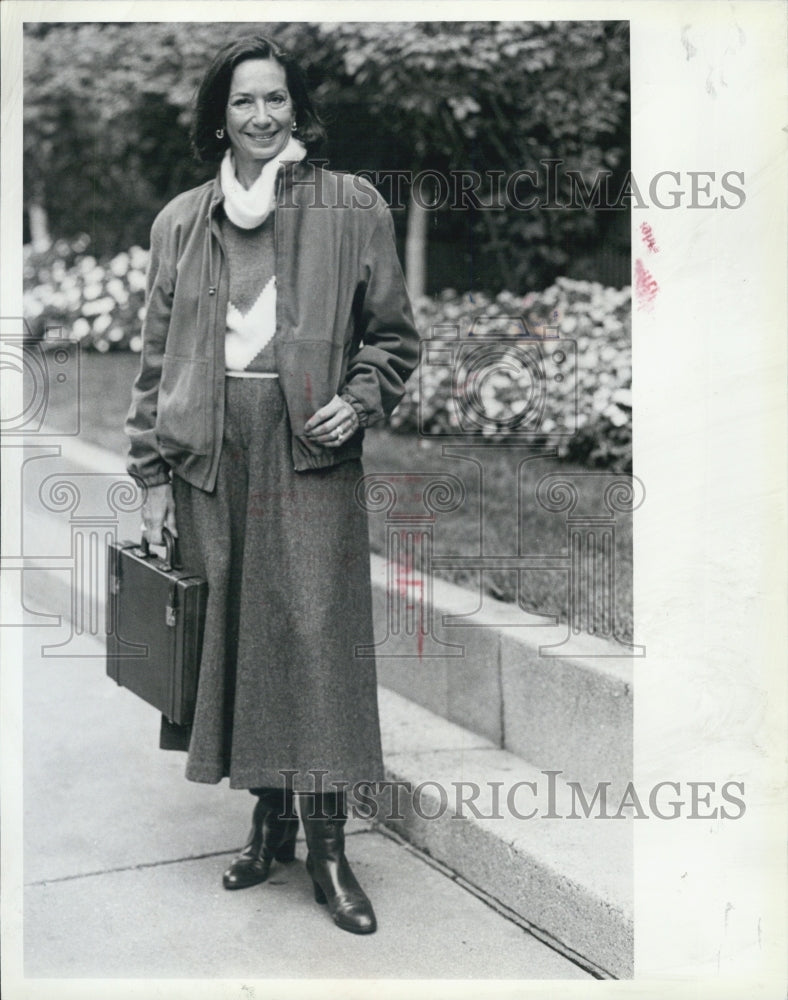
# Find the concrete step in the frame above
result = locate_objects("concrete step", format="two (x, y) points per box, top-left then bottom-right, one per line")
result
(370, 563), (634, 798)
(377, 686), (632, 979)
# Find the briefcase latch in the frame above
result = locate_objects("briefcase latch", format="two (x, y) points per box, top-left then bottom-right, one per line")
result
(166, 583), (177, 627)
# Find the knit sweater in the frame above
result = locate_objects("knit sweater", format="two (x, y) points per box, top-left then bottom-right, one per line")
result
(221, 213), (277, 373)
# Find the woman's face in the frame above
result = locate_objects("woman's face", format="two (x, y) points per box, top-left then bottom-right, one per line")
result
(225, 58), (294, 170)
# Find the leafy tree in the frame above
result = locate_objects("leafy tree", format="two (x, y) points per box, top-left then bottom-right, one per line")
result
(24, 21), (629, 293)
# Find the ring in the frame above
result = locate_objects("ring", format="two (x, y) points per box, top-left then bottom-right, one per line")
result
(334, 428), (342, 439)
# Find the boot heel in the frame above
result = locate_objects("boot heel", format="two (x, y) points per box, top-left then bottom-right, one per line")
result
(312, 878), (328, 905)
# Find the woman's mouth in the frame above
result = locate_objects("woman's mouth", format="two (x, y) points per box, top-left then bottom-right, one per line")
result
(247, 131), (278, 143)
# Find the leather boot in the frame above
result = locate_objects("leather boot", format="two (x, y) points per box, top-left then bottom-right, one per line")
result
(222, 788), (299, 890)
(301, 793), (377, 934)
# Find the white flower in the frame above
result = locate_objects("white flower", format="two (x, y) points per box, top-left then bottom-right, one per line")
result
(106, 278), (129, 305)
(78, 256), (97, 275)
(129, 335), (142, 352)
(603, 404), (628, 427)
(110, 253), (130, 277)
(72, 317), (91, 339)
(82, 296), (116, 317)
(108, 327), (125, 342)
(612, 388), (632, 407)
(128, 269), (147, 293)
(92, 313), (112, 334)
(24, 296), (44, 318)
(95, 339), (110, 353)
(129, 246), (148, 269)
(83, 282), (102, 301)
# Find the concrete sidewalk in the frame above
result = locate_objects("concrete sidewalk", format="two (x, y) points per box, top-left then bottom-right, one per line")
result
(21, 622), (590, 981)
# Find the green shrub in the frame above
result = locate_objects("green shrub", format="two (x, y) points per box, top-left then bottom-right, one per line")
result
(399, 280), (632, 471)
(24, 236), (147, 353)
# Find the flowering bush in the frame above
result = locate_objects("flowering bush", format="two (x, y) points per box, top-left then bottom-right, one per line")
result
(24, 236), (148, 353)
(397, 280), (633, 471)
(24, 240), (632, 470)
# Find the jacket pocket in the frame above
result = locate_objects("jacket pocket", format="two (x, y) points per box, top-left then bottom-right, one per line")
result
(155, 354), (210, 456)
(275, 339), (345, 431)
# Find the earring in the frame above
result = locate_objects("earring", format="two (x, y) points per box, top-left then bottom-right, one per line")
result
(291, 121), (297, 131)
(215, 128), (225, 139)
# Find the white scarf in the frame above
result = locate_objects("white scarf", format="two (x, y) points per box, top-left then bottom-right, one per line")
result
(220, 136), (307, 229)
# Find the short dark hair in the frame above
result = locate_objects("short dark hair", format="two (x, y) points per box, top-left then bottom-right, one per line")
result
(191, 34), (326, 162)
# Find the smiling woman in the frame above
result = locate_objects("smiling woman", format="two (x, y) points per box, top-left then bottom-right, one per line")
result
(124, 33), (420, 937)
(224, 60), (294, 185)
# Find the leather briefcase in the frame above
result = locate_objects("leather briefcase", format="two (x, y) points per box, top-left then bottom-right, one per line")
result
(106, 528), (207, 725)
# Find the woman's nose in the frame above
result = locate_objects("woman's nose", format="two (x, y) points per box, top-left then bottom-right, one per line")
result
(251, 100), (271, 124)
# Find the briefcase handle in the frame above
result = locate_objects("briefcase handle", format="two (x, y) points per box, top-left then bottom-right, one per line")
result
(139, 526), (182, 572)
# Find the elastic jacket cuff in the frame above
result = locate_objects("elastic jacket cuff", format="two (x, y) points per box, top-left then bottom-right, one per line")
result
(339, 390), (371, 428)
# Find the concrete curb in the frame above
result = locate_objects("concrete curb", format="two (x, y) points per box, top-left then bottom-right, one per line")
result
(378, 687), (632, 978)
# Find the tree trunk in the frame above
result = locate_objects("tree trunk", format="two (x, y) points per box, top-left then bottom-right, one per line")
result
(405, 184), (428, 301)
(28, 201), (51, 253)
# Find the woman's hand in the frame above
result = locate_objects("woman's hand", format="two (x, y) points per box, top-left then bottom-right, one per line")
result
(141, 482), (177, 544)
(303, 394), (360, 448)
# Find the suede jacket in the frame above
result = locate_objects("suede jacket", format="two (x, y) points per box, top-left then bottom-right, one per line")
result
(125, 161), (420, 492)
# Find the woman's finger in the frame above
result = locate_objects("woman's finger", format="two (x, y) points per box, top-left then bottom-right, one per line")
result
(303, 397), (343, 432)
(304, 399), (356, 440)
(310, 411), (357, 443)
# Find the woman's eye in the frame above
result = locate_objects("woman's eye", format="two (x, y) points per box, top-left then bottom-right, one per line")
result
(269, 95), (286, 106)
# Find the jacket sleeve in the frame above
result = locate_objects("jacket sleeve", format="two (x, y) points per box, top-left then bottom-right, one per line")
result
(124, 212), (175, 488)
(339, 204), (420, 427)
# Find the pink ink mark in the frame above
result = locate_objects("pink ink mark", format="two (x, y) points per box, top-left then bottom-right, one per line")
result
(635, 259), (659, 311)
(392, 554), (425, 659)
(639, 221), (659, 254)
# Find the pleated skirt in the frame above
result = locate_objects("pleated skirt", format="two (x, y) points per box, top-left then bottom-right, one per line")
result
(162, 375), (384, 791)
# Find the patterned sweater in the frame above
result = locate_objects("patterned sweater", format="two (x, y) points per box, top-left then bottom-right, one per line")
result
(221, 213), (277, 373)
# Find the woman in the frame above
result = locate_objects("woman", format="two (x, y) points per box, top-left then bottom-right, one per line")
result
(125, 34), (419, 935)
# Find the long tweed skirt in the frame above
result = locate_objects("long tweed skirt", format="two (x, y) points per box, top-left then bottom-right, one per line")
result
(162, 375), (384, 791)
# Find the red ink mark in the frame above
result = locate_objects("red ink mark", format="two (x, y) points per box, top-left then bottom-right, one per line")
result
(639, 221), (659, 254)
(392, 553), (425, 660)
(635, 259), (659, 311)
